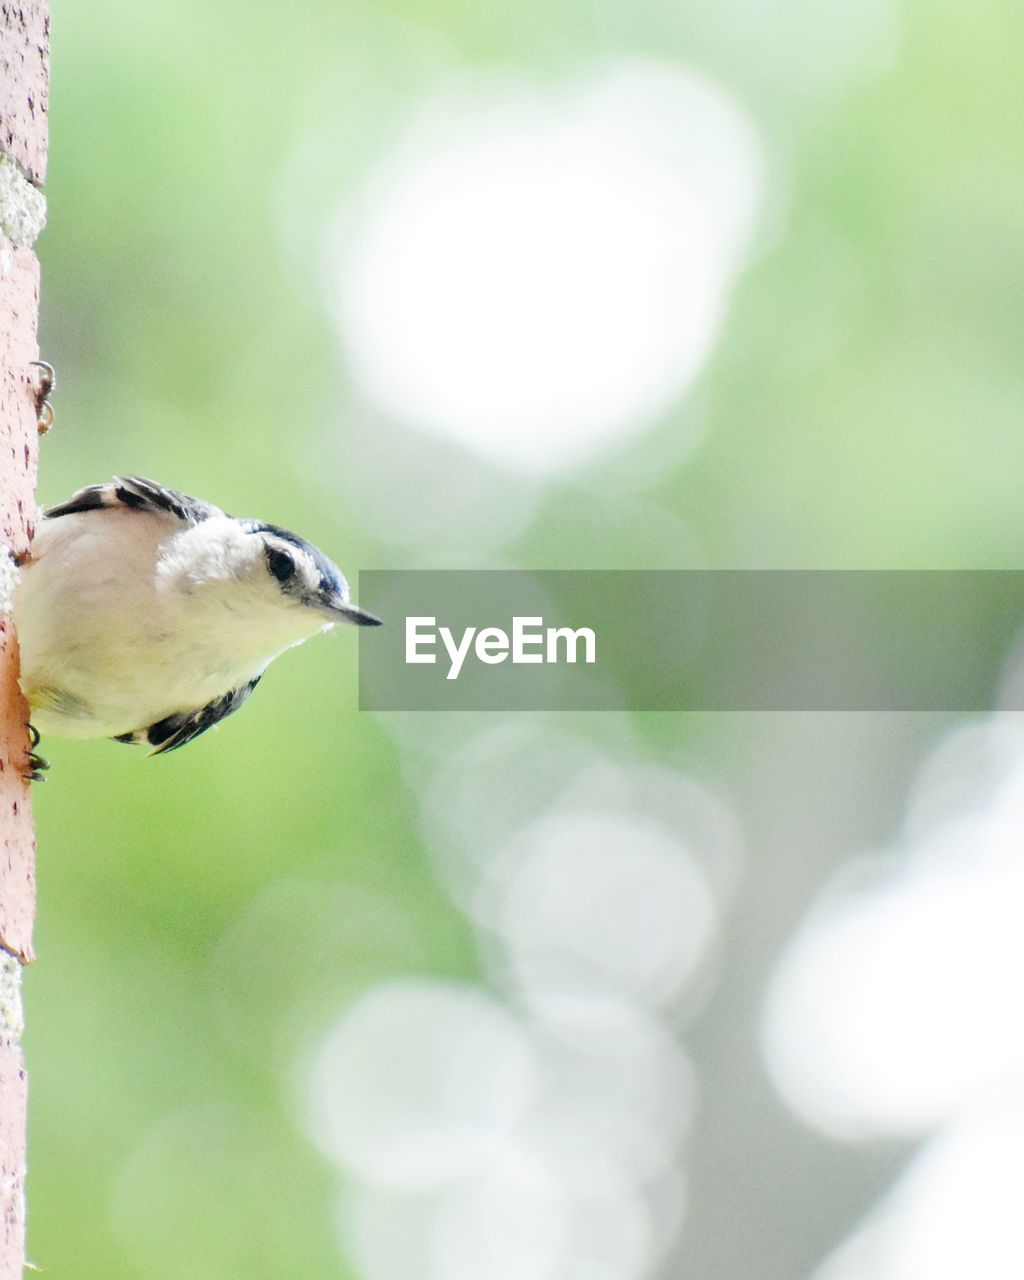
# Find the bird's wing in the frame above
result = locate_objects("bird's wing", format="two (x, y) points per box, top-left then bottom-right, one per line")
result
(112, 675), (264, 755)
(45, 476), (225, 524)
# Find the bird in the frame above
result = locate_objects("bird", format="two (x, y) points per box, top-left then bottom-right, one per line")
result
(13, 476), (381, 764)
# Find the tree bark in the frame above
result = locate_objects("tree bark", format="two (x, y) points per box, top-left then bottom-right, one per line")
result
(0, 4), (49, 1273)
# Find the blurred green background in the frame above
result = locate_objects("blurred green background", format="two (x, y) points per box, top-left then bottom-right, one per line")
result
(26, 1), (1024, 1278)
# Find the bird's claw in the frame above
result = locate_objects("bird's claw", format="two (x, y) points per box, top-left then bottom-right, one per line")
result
(26, 753), (48, 783)
(29, 360), (55, 435)
(25, 723), (48, 783)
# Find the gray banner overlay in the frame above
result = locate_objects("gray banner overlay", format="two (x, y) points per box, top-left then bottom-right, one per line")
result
(356, 571), (1024, 711)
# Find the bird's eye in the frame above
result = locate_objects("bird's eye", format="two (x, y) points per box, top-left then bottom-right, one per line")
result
(265, 545), (296, 584)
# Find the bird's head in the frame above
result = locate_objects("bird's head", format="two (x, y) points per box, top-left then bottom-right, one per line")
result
(159, 516), (381, 642)
(244, 521), (381, 628)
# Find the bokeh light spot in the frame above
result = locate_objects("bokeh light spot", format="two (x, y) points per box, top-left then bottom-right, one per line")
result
(307, 980), (536, 1188)
(763, 717), (1024, 1139)
(485, 811), (718, 1010)
(327, 62), (763, 473)
(814, 1099), (1024, 1280)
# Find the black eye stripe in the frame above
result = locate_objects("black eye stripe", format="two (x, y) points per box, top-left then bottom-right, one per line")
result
(265, 545), (296, 583)
(246, 521), (346, 598)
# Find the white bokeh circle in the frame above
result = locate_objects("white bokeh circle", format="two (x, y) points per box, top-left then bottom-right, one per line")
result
(484, 811), (718, 1009)
(327, 61), (763, 473)
(306, 980), (537, 1188)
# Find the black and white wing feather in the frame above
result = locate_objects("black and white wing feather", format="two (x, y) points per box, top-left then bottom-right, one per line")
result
(113, 676), (264, 755)
(45, 476), (225, 525)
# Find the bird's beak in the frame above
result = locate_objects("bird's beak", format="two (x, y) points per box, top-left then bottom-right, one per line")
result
(319, 597), (382, 627)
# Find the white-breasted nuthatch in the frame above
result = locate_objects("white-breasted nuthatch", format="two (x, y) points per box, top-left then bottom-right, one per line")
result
(13, 476), (381, 760)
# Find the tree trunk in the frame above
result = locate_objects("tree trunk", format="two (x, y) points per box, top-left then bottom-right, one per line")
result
(0, 4), (49, 1273)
